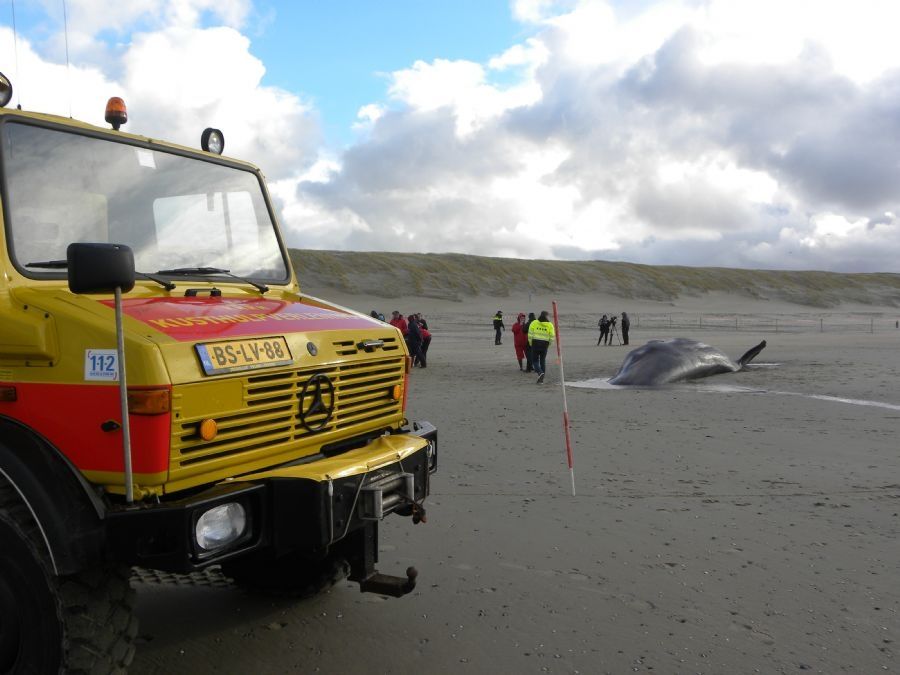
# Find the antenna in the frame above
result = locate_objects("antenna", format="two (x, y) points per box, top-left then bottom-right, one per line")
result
(11, 0), (21, 108)
(62, 0), (72, 117)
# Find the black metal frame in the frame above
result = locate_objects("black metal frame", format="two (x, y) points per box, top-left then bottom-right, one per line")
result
(0, 111), (292, 286)
(104, 424), (437, 576)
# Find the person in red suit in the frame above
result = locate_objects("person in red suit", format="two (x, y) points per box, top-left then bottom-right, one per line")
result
(511, 312), (528, 371)
(389, 310), (408, 336)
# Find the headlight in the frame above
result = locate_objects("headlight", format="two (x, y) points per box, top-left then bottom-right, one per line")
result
(0, 72), (12, 108)
(201, 127), (225, 154)
(195, 502), (247, 551)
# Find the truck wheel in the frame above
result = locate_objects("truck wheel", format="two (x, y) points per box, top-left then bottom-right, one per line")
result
(0, 488), (137, 674)
(222, 552), (349, 599)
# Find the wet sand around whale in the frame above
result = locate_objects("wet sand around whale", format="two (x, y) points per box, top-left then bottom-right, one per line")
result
(130, 290), (900, 674)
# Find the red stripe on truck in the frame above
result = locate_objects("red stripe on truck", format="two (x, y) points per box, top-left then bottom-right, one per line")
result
(101, 297), (376, 341)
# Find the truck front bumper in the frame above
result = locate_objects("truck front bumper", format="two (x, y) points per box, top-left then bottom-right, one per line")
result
(105, 421), (437, 574)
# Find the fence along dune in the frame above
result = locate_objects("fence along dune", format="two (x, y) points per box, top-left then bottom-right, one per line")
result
(289, 249), (900, 309)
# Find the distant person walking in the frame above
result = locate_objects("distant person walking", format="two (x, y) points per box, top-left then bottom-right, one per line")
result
(492, 311), (505, 345)
(412, 313), (431, 365)
(523, 312), (536, 372)
(406, 311), (427, 368)
(597, 314), (610, 345)
(511, 313), (528, 370)
(528, 310), (555, 384)
(621, 312), (630, 345)
(419, 323), (431, 365)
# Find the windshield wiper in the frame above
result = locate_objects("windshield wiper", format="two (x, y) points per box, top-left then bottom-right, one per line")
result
(156, 267), (269, 294)
(26, 260), (175, 291)
(26, 260), (68, 268)
(136, 272), (176, 291)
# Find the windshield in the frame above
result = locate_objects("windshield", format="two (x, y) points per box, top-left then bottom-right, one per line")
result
(1, 120), (289, 282)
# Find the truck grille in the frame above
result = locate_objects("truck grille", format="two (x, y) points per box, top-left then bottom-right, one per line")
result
(169, 356), (406, 483)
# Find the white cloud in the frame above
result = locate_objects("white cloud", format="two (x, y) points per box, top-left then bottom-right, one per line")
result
(488, 38), (550, 72)
(387, 58), (542, 137)
(696, 0), (900, 83)
(281, 0), (900, 271)
(126, 26), (317, 175)
(355, 103), (386, 128)
(807, 212), (866, 242)
(1, 10), (319, 181)
(511, 0), (566, 24)
(0, 27), (117, 121)
(47, 0), (251, 35)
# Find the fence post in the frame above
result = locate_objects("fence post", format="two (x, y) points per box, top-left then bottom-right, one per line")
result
(699, 315), (702, 329)
(820, 318), (823, 333)
(871, 318), (874, 334)
(775, 318), (779, 333)
(735, 316), (738, 331)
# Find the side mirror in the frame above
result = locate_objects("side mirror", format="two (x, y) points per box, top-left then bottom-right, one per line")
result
(67, 243), (136, 294)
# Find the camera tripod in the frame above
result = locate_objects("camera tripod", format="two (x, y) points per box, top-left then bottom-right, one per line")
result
(607, 320), (622, 346)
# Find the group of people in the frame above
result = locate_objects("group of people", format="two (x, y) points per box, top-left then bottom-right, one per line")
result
(373, 310), (432, 368)
(379, 305), (630, 382)
(502, 311), (556, 384)
(496, 308), (633, 384)
(597, 311), (630, 345)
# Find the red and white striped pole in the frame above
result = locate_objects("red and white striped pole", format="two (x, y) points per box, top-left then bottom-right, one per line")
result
(552, 301), (576, 496)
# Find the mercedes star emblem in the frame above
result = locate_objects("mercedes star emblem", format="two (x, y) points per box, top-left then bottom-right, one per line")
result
(298, 373), (335, 432)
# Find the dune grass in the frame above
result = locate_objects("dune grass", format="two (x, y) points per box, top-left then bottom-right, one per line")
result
(288, 249), (900, 308)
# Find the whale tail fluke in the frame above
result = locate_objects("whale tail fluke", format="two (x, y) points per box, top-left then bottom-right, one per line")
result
(737, 340), (767, 368)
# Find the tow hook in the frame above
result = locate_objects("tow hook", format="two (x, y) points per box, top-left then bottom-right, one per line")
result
(412, 502), (427, 524)
(358, 566), (418, 598)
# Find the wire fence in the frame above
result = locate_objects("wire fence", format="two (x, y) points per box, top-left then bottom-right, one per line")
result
(621, 313), (900, 334)
(423, 312), (900, 336)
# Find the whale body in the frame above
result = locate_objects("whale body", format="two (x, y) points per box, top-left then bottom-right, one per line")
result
(609, 338), (767, 386)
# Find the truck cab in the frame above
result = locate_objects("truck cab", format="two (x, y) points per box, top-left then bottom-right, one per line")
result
(0, 73), (436, 673)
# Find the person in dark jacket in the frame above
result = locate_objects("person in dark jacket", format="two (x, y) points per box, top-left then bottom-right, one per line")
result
(411, 313), (430, 366)
(492, 311), (505, 345)
(523, 312), (536, 372)
(597, 314), (610, 345)
(418, 323), (431, 366)
(406, 311), (426, 367)
(527, 310), (555, 384)
(621, 312), (630, 345)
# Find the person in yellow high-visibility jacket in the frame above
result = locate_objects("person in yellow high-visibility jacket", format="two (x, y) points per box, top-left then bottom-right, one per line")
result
(527, 310), (555, 384)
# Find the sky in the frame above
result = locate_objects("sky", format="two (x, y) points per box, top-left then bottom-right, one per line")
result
(2, 0), (900, 273)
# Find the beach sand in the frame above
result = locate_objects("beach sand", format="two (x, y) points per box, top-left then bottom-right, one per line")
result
(130, 290), (899, 674)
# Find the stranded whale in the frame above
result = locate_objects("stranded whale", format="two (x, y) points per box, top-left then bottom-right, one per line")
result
(609, 338), (767, 386)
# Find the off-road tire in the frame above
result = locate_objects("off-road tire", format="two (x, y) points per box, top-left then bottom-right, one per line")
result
(222, 551), (350, 599)
(0, 482), (137, 674)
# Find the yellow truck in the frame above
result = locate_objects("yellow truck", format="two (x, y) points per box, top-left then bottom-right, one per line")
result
(0, 72), (437, 672)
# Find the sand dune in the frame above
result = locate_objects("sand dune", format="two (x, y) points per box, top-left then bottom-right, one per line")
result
(290, 249), (900, 309)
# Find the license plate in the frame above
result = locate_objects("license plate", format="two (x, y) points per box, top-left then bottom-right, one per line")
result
(195, 337), (293, 375)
